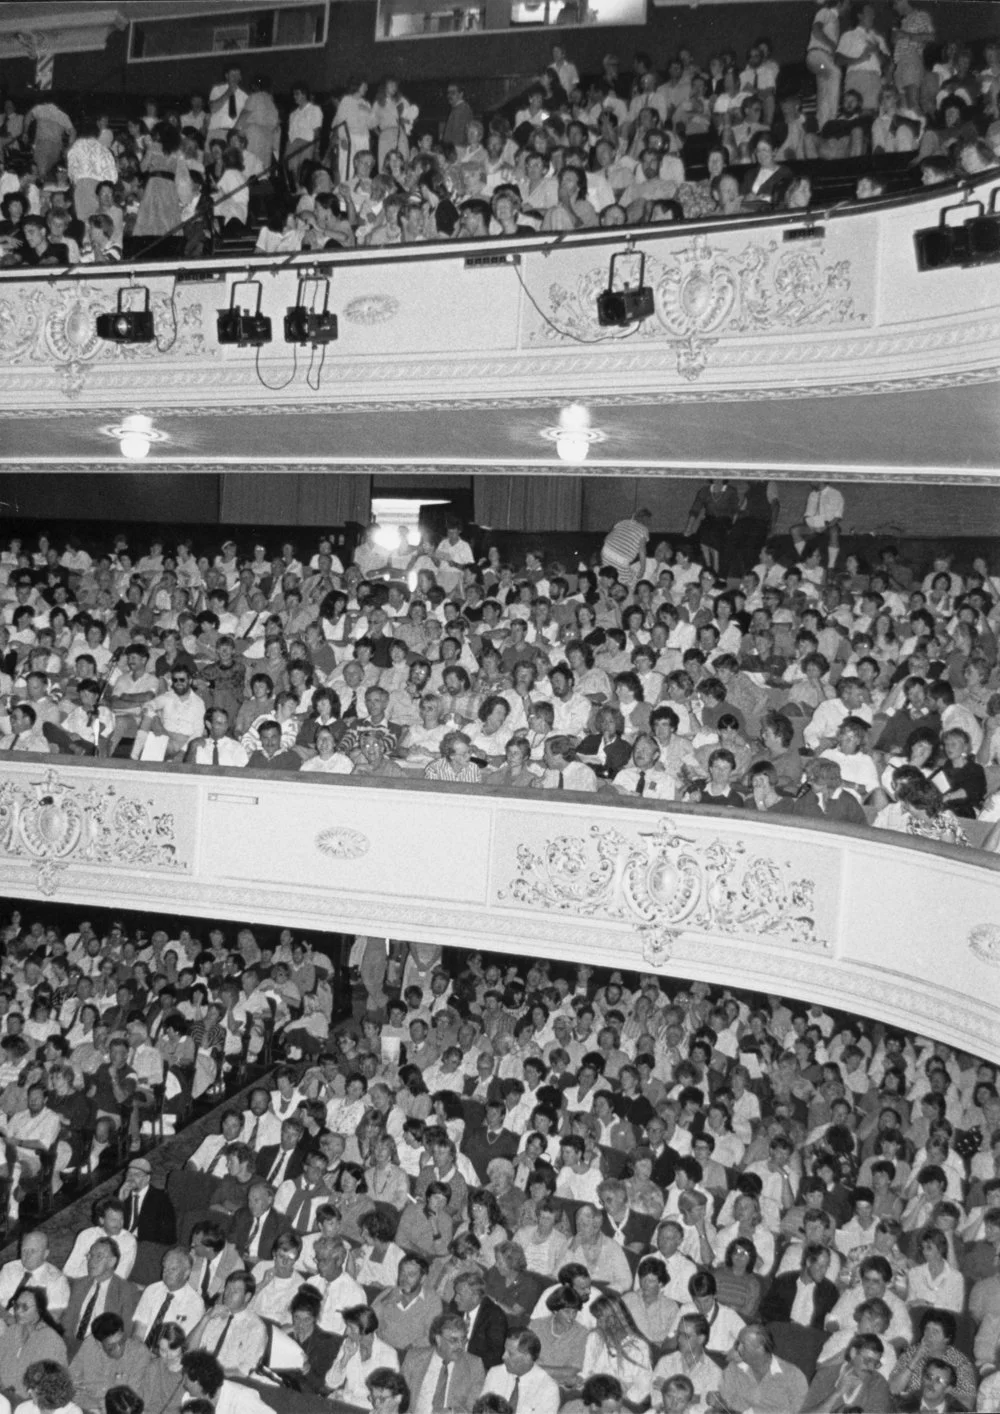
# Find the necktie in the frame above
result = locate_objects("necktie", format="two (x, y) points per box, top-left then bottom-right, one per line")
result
(210, 1313), (232, 1357)
(246, 1118), (259, 1149)
(636, 770), (647, 797)
(145, 1291), (173, 1348)
(228, 93), (237, 121)
(212, 742), (220, 766)
(6, 1271), (30, 1311)
(268, 1150), (286, 1183)
(432, 1358), (451, 1411)
(287, 1188), (311, 1232)
(76, 1282), (101, 1342)
(248, 1215), (261, 1253)
(201, 1260), (213, 1304)
(127, 1194), (137, 1230)
(509, 1375), (520, 1412)
(557, 771), (564, 789)
(344, 691), (357, 719)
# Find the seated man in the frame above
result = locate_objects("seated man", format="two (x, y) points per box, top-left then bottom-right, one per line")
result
(480, 1329), (560, 1414)
(68, 1311), (151, 1414)
(190, 1270), (267, 1377)
(130, 665), (206, 761)
(402, 1309), (487, 1413)
(371, 1253), (442, 1353)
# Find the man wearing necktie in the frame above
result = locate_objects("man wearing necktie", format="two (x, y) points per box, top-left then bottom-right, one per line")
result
(207, 65), (246, 145)
(234, 1181), (283, 1266)
(191, 1271), (266, 1376)
(403, 1311), (486, 1414)
(183, 710), (248, 768)
(133, 1248), (204, 1347)
(480, 1331), (559, 1414)
(64, 1237), (138, 1357)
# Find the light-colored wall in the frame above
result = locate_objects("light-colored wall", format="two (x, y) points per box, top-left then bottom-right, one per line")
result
(2, 758), (998, 1058)
(1, 176), (997, 431)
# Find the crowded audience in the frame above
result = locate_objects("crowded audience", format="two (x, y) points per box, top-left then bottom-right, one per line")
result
(0, 497), (998, 847)
(1, 6), (1000, 265)
(0, 914), (997, 1412)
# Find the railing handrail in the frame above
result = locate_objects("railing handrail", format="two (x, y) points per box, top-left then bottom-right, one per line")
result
(3, 167), (998, 288)
(8, 750), (998, 871)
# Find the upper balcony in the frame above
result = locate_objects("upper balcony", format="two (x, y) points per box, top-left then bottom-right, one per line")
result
(1, 171), (999, 481)
(1, 755), (998, 1059)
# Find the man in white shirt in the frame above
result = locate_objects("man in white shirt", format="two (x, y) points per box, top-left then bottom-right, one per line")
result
(313, 1238), (366, 1335)
(133, 1248), (205, 1345)
(791, 482), (845, 568)
(533, 736), (598, 793)
(803, 677), (873, 751)
(481, 1330), (560, 1414)
(207, 67), (248, 143)
(613, 733), (676, 799)
(0, 1230), (70, 1316)
(191, 1270), (266, 1376)
(132, 666), (206, 761)
(186, 1111), (243, 1178)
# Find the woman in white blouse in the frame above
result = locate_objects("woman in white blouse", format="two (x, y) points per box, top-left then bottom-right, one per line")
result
(326, 1305), (398, 1407)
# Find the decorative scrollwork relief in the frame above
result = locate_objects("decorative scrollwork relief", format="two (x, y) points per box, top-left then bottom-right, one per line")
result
(526, 234), (867, 378)
(498, 817), (823, 951)
(343, 295), (400, 326)
(316, 826), (371, 860)
(0, 768), (182, 895)
(0, 284), (212, 398)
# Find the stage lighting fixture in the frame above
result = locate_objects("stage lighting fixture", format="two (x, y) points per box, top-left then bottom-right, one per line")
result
(913, 193), (1000, 271)
(96, 287), (154, 343)
(284, 274), (338, 345)
(597, 248), (654, 327)
(217, 279), (272, 347)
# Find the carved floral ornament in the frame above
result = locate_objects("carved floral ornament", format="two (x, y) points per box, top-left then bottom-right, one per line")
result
(0, 283), (212, 398)
(315, 827), (371, 860)
(0, 769), (182, 896)
(497, 816), (824, 965)
(530, 234), (867, 380)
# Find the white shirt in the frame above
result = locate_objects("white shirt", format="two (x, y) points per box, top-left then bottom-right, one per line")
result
(481, 1362), (560, 1414)
(0, 1260), (69, 1313)
(318, 1270), (367, 1334)
(133, 1279), (205, 1338)
(188, 737), (249, 767)
(63, 1226), (138, 1280)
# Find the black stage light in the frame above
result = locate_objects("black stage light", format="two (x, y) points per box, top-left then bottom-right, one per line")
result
(597, 248), (654, 327)
(217, 279), (271, 346)
(96, 287), (154, 343)
(284, 274), (338, 345)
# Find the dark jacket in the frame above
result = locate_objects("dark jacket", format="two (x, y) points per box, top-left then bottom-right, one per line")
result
(458, 1295), (508, 1370)
(761, 1271), (840, 1329)
(128, 1184), (177, 1247)
(63, 1274), (139, 1354)
(230, 1205), (286, 1262)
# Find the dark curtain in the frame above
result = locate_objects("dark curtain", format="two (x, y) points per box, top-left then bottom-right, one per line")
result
(220, 472), (370, 526)
(473, 475), (583, 532)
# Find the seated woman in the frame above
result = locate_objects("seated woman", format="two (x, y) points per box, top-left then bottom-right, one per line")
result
(740, 133), (793, 211)
(712, 1237), (763, 1323)
(326, 1306), (398, 1408)
(577, 705), (632, 780)
(529, 1284), (589, 1384)
(394, 1180), (454, 1261)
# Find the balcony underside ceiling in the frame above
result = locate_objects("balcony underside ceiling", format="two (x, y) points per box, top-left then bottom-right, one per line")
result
(2, 374), (1000, 480)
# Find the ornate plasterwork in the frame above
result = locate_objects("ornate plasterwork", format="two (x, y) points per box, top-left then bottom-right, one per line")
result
(526, 236), (867, 378)
(0, 768), (183, 895)
(0, 283), (213, 398)
(969, 924), (1000, 965)
(497, 817), (824, 950)
(342, 295), (400, 326)
(316, 827), (371, 860)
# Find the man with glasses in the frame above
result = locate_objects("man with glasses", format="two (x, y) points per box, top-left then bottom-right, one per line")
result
(131, 667), (206, 761)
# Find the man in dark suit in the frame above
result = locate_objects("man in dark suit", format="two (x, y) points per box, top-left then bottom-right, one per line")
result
(451, 1269), (507, 1370)
(461, 1101), (519, 1186)
(403, 1311), (486, 1412)
(119, 1157), (176, 1288)
(230, 1180), (286, 1264)
(63, 1237), (139, 1357)
(598, 1178), (656, 1271)
(255, 1116), (310, 1189)
(644, 1115), (680, 1190)
(761, 1245), (840, 1381)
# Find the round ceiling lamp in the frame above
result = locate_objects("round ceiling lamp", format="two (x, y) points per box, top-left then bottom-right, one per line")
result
(540, 404), (606, 463)
(99, 413), (169, 460)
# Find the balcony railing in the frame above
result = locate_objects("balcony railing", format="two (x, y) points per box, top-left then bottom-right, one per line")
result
(1, 755), (997, 1059)
(1, 171), (998, 424)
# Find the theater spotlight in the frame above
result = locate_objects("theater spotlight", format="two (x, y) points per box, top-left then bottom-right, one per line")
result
(284, 274), (338, 346)
(217, 279), (272, 347)
(96, 286), (154, 343)
(597, 248), (654, 327)
(913, 191), (1000, 271)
